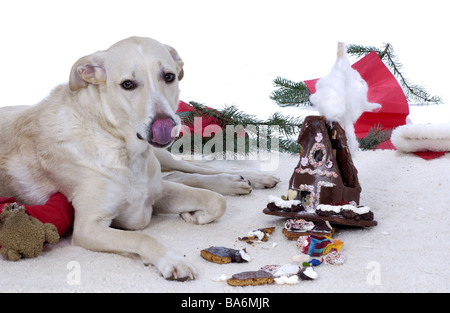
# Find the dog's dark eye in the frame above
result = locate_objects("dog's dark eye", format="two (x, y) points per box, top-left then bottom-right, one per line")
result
(164, 73), (176, 83)
(121, 80), (137, 90)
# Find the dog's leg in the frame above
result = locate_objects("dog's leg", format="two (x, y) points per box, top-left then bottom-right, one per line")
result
(154, 180), (226, 225)
(163, 171), (253, 196)
(71, 194), (196, 281)
(155, 149), (281, 191)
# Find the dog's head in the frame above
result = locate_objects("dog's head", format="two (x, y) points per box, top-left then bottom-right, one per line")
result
(68, 36), (184, 149)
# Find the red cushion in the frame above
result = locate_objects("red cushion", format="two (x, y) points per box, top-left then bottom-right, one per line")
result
(0, 192), (74, 237)
(176, 100), (223, 136)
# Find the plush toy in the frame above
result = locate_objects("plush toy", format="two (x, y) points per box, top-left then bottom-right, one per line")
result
(0, 203), (60, 261)
(0, 192), (74, 261)
(0, 193), (74, 237)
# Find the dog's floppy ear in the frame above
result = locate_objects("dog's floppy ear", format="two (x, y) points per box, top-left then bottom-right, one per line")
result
(69, 51), (107, 91)
(165, 45), (184, 81)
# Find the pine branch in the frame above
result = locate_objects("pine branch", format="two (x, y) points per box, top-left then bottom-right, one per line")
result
(357, 124), (392, 150)
(271, 43), (441, 107)
(218, 105), (263, 127)
(184, 102), (304, 135)
(176, 101), (396, 154)
(346, 44), (381, 58)
(183, 101), (228, 126)
(265, 112), (304, 138)
(174, 101), (304, 155)
(347, 43), (442, 105)
(270, 77), (312, 107)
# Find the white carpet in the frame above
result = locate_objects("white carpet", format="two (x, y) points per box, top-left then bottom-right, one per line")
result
(1, 150), (449, 293)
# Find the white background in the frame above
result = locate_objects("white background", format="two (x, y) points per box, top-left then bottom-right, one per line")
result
(0, 0), (449, 123)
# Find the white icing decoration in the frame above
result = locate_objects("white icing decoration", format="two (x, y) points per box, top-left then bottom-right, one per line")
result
(326, 160), (333, 168)
(268, 195), (301, 208)
(239, 249), (252, 262)
(248, 230), (265, 241)
(315, 132), (323, 143)
(316, 204), (341, 213)
(295, 167), (338, 178)
(301, 157), (308, 167)
(317, 204), (371, 215)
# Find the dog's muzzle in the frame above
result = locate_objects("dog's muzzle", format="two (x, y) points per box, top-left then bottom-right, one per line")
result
(137, 116), (179, 148)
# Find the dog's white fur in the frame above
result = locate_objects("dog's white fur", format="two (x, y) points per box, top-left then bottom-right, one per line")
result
(0, 37), (279, 281)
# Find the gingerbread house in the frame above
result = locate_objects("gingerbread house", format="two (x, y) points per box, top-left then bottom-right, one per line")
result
(264, 115), (376, 227)
(289, 115), (361, 209)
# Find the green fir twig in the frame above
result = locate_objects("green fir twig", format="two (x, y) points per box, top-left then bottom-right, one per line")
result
(174, 101), (303, 156)
(347, 43), (442, 105)
(271, 43), (442, 107)
(357, 123), (392, 150)
(270, 77), (312, 107)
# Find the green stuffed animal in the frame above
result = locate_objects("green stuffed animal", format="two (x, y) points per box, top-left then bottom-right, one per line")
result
(0, 203), (60, 261)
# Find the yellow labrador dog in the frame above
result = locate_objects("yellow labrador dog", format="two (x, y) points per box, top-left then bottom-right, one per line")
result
(0, 37), (278, 281)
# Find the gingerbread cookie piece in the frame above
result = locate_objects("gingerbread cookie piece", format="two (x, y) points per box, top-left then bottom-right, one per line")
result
(227, 270), (274, 286)
(200, 246), (250, 264)
(310, 220), (334, 237)
(239, 227), (275, 243)
(282, 219), (315, 240)
(283, 220), (334, 240)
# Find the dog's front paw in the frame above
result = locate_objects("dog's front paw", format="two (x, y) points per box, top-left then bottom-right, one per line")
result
(236, 170), (281, 189)
(221, 174), (253, 195)
(157, 251), (197, 281)
(199, 173), (252, 196)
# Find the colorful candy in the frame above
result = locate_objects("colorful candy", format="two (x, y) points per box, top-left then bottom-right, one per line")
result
(323, 251), (345, 265)
(297, 235), (343, 257)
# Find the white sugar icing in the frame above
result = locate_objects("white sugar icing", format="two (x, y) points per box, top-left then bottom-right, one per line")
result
(268, 195), (301, 208)
(239, 249), (252, 262)
(317, 204), (371, 215)
(247, 230), (265, 241)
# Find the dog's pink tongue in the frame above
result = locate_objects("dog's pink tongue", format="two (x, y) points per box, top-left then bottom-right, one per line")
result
(152, 118), (175, 146)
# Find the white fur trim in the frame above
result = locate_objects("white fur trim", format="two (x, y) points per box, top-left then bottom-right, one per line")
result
(391, 123), (450, 152)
